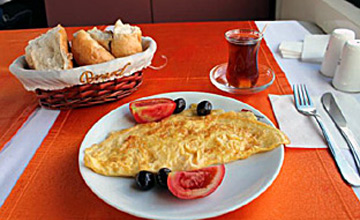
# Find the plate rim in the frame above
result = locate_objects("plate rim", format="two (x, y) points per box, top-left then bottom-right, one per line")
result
(78, 91), (284, 220)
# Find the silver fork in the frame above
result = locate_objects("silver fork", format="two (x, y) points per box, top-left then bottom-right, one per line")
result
(293, 84), (360, 186)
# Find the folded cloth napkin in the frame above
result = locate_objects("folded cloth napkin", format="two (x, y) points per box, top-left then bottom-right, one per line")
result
(269, 94), (360, 149)
(301, 35), (330, 63)
(279, 41), (303, 59)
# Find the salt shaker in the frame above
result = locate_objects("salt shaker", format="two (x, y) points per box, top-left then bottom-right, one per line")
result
(320, 29), (355, 77)
(332, 40), (360, 92)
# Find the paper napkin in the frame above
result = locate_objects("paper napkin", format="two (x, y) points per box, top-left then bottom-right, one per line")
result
(279, 41), (303, 59)
(279, 41), (303, 53)
(269, 94), (360, 149)
(280, 51), (302, 59)
(269, 94), (326, 148)
(301, 35), (330, 63)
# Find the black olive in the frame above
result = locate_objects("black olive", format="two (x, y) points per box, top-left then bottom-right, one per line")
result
(197, 101), (212, 116)
(135, 171), (156, 190)
(173, 98), (186, 114)
(156, 168), (171, 188)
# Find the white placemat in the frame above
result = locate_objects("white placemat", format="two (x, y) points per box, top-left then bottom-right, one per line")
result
(256, 20), (360, 199)
(0, 108), (60, 206)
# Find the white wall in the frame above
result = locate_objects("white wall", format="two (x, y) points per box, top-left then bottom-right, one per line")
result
(277, 0), (360, 36)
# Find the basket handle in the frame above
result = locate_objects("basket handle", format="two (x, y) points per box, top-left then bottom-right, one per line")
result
(149, 55), (168, 70)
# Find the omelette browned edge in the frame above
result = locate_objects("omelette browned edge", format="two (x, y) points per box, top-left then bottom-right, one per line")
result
(84, 105), (290, 177)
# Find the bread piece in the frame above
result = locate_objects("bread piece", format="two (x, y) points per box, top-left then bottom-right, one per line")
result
(87, 27), (112, 51)
(25, 25), (73, 70)
(111, 19), (143, 58)
(71, 30), (115, 66)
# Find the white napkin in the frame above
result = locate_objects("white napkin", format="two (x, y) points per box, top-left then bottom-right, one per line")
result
(301, 35), (330, 63)
(269, 94), (360, 149)
(280, 51), (302, 59)
(269, 95), (326, 148)
(279, 41), (303, 59)
(279, 41), (303, 53)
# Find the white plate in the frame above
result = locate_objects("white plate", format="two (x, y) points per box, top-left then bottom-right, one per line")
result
(78, 92), (284, 220)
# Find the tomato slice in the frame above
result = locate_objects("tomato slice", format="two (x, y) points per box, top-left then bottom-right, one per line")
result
(129, 98), (176, 123)
(167, 165), (225, 199)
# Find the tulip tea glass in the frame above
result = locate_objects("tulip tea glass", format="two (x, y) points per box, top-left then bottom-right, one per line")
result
(210, 29), (275, 95)
(225, 29), (263, 88)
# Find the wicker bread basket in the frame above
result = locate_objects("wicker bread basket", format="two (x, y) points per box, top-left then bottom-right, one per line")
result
(35, 71), (143, 109)
(10, 37), (156, 109)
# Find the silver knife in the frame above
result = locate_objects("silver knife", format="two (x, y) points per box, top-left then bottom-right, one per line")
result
(321, 93), (360, 175)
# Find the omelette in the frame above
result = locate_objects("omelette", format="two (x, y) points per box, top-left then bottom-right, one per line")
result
(84, 104), (290, 177)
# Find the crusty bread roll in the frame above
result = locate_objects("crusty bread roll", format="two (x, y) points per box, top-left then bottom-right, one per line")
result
(111, 20), (143, 58)
(25, 25), (73, 70)
(71, 30), (115, 66)
(87, 27), (112, 51)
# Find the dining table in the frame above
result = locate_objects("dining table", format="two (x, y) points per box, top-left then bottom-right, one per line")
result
(0, 20), (359, 219)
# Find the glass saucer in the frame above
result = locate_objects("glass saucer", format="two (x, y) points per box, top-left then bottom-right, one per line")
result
(210, 63), (275, 95)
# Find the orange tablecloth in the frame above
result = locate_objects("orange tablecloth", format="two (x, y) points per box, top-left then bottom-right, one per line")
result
(0, 21), (359, 219)
(0, 29), (42, 151)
